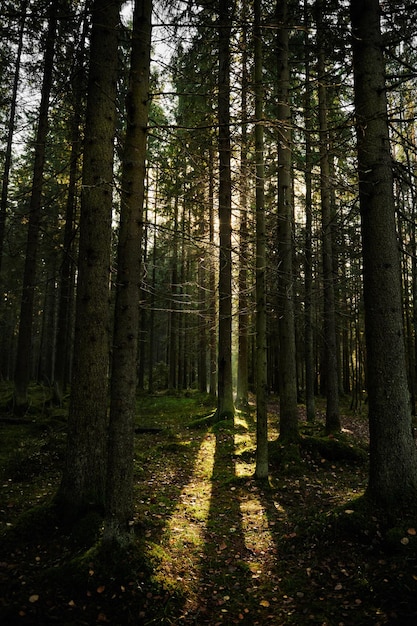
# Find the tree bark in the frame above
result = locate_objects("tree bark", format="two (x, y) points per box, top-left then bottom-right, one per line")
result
(56, 0), (121, 518)
(254, 0), (268, 479)
(276, 0), (298, 443)
(316, 0), (341, 434)
(216, 0), (235, 420)
(351, 0), (417, 505)
(13, 2), (57, 413)
(0, 0), (28, 277)
(53, 13), (87, 406)
(303, 0), (315, 422)
(105, 0), (152, 544)
(236, 0), (250, 411)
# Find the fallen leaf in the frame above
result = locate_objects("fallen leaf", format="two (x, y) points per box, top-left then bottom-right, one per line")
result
(29, 594), (39, 603)
(260, 600), (270, 607)
(97, 585), (105, 593)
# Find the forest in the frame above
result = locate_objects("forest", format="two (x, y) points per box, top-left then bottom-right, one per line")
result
(0, 0), (417, 624)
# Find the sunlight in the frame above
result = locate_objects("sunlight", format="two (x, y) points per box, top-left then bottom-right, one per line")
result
(166, 433), (216, 540)
(157, 433), (216, 587)
(240, 492), (274, 553)
(234, 412), (256, 478)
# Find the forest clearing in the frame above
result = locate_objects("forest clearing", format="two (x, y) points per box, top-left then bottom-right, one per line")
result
(1, 388), (416, 625)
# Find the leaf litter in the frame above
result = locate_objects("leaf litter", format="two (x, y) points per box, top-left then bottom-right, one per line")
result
(1, 394), (417, 624)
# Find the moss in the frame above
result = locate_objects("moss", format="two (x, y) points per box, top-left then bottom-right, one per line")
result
(187, 413), (214, 429)
(269, 439), (304, 475)
(3, 502), (60, 543)
(300, 434), (368, 463)
(211, 418), (236, 433)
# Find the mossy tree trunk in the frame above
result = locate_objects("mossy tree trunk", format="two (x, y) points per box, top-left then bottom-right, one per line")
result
(56, 0), (121, 518)
(351, 0), (417, 506)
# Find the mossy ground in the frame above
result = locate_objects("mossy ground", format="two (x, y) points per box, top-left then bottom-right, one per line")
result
(0, 384), (416, 624)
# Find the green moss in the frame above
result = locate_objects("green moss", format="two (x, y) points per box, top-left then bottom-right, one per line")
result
(301, 434), (368, 463)
(269, 439), (304, 475)
(211, 418), (235, 433)
(187, 413), (214, 429)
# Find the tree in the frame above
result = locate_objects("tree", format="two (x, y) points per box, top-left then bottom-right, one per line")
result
(254, 0), (268, 479)
(13, 1), (57, 412)
(350, 0), (417, 505)
(52, 5), (88, 405)
(0, 0), (28, 280)
(236, 1), (250, 411)
(276, 0), (299, 443)
(315, 0), (341, 434)
(56, 0), (122, 518)
(216, 0), (235, 420)
(105, 0), (152, 544)
(303, 0), (316, 422)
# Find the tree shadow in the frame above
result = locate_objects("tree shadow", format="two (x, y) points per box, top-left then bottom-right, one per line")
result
(196, 425), (249, 623)
(0, 415), (212, 626)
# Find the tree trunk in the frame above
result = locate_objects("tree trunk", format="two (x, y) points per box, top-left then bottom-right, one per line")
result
(53, 10), (87, 406)
(316, 0), (340, 434)
(208, 145), (217, 397)
(350, 0), (417, 505)
(276, 0), (298, 443)
(0, 0), (27, 278)
(303, 0), (315, 422)
(254, 0), (268, 479)
(236, 1), (250, 411)
(105, 0), (152, 545)
(13, 2), (57, 413)
(216, 0), (235, 420)
(56, 0), (121, 518)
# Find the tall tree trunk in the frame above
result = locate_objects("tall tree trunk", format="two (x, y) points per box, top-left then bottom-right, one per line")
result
(303, 0), (315, 422)
(105, 0), (152, 544)
(208, 144), (217, 397)
(53, 9), (87, 406)
(56, 0), (121, 518)
(316, 0), (340, 434)
(276, 0), (298, 443)
(148, 184), (158, 393)
(236, 0), (249, 411)
(216, 0), (235, 420)
(168, 195), (179, 390)
(13, 2), (57, 413)
(254, 0), (268, 479)
(0, 0), (28, 277)
(350, 0), (417, 505)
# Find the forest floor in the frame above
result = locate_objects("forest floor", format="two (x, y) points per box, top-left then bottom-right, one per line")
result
(0, 386), (417, 625)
